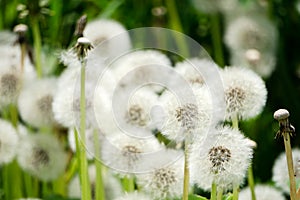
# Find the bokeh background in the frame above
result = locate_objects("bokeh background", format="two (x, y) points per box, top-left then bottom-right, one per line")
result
(1, 0), (300, 192)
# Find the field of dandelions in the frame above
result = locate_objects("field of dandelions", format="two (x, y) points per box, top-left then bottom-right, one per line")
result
(1, 0), (300, 200)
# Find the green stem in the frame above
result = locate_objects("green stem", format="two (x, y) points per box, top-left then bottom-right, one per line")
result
(165, 0), (189, 57)
(9, 104), (18, 127)
(211, 182), (217, 200)
(210, 14), (224, 67)
(23, 172), (33, 197)
(122, 176), (135, 192)
(183, 139), (190, 200)
(94, 130), (105, 200)
(64, 155), (78, 184)
(283, 133), (297, 200)
(217, 187), (223, 200)
(52, 176), (65, 196)
(231, 115), (239, 129)
(78, 60), (92, 200)
(10, 161), (23, 198)
(3, 165), (10, 200)
(248, 165), (256, 200)
(31, 16), (42, 78)
(232, 185), (239, 200)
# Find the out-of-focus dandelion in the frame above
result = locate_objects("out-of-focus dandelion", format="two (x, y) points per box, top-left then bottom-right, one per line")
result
(17, 133), (67, 181)
(136, 149), (184, 199)
(68, 164), (123, 200)
(18, 77), (57, 128)
(113, 191), (152, 200)
(0, 119), (19, 164)
(239, 184), (285, 200)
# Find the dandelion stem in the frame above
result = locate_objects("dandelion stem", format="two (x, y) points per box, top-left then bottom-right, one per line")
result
(31, 16), (42, 78)
(210, 13), (224, 67)
(10, 161), (23, 198)
(20, 43), (26, 73)
(232, 185), (239, 200)
(78, 59), (92, 200)
(231, 115), (239, 129)
(247, 165), (256, 200)
(217, 187), (223, 200)
(122, 176), (135, 192)
(183, 139), (190, 200)
(211, 182), (217, 200)
(283, 133), (297, 200)
(94, 129), (105, 200)
(23, 172), (33, 197)
(165, 0), (189, 57)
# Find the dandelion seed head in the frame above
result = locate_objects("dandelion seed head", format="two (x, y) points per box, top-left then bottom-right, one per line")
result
(18, 78), (57, 128)
(136, 149), (184, 199)
(225, 15), (277, 52)
(17, 133), (68, 181)
(239, 184), (285, 200)
(0, 119), (18, 164)
(208, 146), (232, 174)
(222, 66), (267, 120)
(113, 192), (152, 200)
(272, 148), (300, 193)
(190, 126), (253, 191)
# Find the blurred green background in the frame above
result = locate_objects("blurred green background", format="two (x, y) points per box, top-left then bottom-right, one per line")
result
(1, 0), (300, 185)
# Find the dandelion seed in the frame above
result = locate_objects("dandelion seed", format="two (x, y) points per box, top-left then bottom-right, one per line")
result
(0, 119), (19, 164)
(17, 133), (67, 181)
(221, 66), (267, 121)
(190, 125), (253, 191)
(18, 78), (58, 128)
(239, 184), (285, 200)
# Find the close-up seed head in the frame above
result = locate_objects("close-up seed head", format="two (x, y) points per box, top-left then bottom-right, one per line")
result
(208, 146), (232, 174)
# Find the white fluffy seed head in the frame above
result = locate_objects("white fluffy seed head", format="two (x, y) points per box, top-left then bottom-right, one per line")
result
(112, 49), (172, 92)
(230, 50), (276, 78)
(224, 14), (277, 52)
(239, 184), (285, 200)
(136, 149), (184, 199)
(157, 84), (214, 142)
(68, 164), (123, 200)
(221, 66), (267, 121)
(83, 18), (131, 60)
(0, 119), (19, 164)
(101, 132), (163, 174)
(190, 125), (253, 192)
(18, 78), (58, 128)
(272, 148), (300, 193)
(113, 192), (152, 200)
(17, 133), (68, 181)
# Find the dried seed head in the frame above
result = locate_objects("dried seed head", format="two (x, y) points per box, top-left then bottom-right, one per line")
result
(33, 147), (50, 166)
(122, 145), (142, 165)
(153, 167), (177, 189)
(245, 48), (261, 65)
(13, 24), (28, 34)
(37, 94), (53, 114)
(274, 109), (290, 121)
(74, 37), (93, 61)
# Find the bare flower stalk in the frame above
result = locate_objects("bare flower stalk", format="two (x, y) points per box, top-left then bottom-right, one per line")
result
(274, 109), (297, 200)
(183, 138), (190, 200)
(75, 37), (93, 200)
(13, 24), (28, 74)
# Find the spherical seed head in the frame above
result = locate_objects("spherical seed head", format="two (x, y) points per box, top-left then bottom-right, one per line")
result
(274, 109), (290, 121)
(13, 24), (28, 34)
